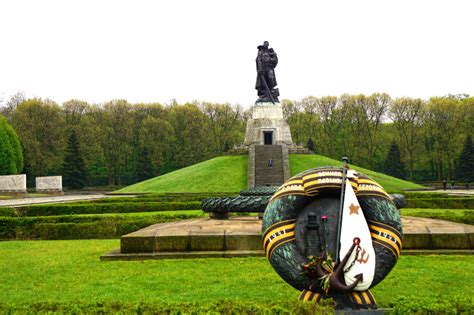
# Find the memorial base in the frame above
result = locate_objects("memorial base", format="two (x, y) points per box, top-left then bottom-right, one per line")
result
(36, 190), (64, 195)
(299, 289), (378, 311)
(0, 191), (27, 197)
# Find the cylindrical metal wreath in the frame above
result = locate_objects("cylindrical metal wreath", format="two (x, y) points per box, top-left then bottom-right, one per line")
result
(262, 166), (402, 309)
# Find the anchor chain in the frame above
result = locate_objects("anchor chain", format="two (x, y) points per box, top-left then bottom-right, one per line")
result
(343, 244), (361, 273)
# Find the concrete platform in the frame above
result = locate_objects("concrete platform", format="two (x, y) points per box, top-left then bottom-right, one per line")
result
(101, 216), (474, 260)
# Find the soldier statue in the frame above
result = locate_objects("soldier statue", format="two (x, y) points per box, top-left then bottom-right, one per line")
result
(255, 41), (279, 103)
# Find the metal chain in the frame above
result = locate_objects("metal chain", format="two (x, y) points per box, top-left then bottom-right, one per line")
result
(344, 245), (361, 273)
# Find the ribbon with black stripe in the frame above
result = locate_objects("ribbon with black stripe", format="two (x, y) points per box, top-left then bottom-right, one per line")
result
(368, 220), (402, 257)
(349, 290), (377, 307)
(298, 289), (323, 302)
(356, 179), (392, 201)
(262, 220), (296, 259)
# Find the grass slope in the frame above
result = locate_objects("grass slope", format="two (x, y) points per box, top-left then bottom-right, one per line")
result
(0, 240), (473, 310)
(117, 156), (248, 194)
(290, 155), (423, 192)
(117, 154), (422, 194)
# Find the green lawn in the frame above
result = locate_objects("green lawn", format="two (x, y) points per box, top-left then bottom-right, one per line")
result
(116, 154), (422, 194)
(0, 240), (472, 312)
(116, 156), (248, 194)
(290, 155), (423, 192)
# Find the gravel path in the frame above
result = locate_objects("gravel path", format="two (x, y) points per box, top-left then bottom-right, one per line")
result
(0, 194), (115, 207)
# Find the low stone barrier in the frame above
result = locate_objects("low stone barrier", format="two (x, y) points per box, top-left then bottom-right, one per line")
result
(0, 174), (27, 196)
(36, 176), (63, 195)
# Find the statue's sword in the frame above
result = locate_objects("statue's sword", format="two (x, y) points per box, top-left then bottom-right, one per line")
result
(260, 74), (275, 104)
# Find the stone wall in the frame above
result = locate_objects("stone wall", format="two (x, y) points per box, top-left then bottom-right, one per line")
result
(0, 174), (27, 196)
(244, 103), (294, 146)
(36, 176), (63, 194)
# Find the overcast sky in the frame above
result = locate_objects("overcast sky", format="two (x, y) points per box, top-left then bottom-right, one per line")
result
(1, 0), (473, 107)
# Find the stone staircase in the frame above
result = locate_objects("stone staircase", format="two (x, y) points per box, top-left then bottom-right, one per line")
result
(252, 145), (287, 187)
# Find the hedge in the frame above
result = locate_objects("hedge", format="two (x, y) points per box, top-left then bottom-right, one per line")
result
(0, 300), (332, 315)
(405, 197), (474, 209)
(404, 192), (451, 199)
(8, 201), (201, 217)
(0, 296), (472, 314)
(0, 211), (204, 240)
(0, 207), (15, 217)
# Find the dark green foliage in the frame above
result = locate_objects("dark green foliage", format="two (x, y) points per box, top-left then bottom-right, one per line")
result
(1, 117), (23, 172)
(12, 201), (201, 216)
(306, 137), (315, 152)
(390, 295), (474, 314)
(0, 211), (204, 239)
(0, 300), (333, 314)
(0, 116), (22, 175)
(405, 197), (474, 209)
(0, 207), (16, 217)
(455, 135), (474, 182)
(383, 139), (406, 179)
(62, 130), (88, 188)
(135, 146), (154, 182)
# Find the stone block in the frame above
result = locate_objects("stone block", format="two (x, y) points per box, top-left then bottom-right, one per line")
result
(244, 103), (294, 146)
(154, 235), (190, 252)
(431, 233), (469, 249)
(252, 103), (284, 119)
(403, 233), (431, 249)
(190, 232), (225, 251)
(121, 236), (155, 253)
(0, 174), (27, 196)
(468, 233), (474, 248)
(36, 176), (63, 194)
(225, 233), (262, 251)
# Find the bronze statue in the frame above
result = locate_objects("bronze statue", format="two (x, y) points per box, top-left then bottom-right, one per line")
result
(255, 41), (279, 103)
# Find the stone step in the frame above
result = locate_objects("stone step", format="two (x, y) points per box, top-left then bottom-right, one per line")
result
(254, 145), (285, 186)
(100, 216), (474, 260)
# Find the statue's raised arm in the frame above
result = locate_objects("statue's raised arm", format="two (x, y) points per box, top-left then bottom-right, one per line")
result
(255, 41), (280, 104)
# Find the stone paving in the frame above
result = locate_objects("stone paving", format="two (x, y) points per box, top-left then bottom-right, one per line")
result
(0, 194), (114, 207)
(101, 215), (474, 260)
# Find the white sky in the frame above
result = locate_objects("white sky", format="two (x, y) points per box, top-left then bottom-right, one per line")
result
(1, 0), (473, 107)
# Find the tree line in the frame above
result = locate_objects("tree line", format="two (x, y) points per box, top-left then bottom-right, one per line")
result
(0, 92), (472, 187)
(283, 93), (473, 182)
(1, 94), (246, 186)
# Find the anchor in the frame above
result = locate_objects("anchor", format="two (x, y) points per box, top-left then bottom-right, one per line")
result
(309, 237), (363, 293)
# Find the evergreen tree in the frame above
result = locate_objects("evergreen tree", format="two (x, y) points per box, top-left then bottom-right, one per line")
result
(307, 137), (316, 153)
(455, 135), (474, 183)
(0, 116), (22, 175)
(135, 146), (154, 182)
(62, 130), (88, 189)
(384, 139), (406, 179)
(3, 119), (23, 172)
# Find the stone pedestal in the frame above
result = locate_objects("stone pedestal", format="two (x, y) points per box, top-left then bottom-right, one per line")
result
(244, 103), (293, 146)
(36, 176), (64, 195)
(0, 174), (27, 197)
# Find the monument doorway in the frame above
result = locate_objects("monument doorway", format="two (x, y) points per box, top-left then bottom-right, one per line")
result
(263, 131), (273, 145)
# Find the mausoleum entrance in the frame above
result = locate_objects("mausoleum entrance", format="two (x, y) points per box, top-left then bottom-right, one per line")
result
(263, 131), (273, 145)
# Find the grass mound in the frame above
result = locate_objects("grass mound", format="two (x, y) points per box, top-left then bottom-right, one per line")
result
(290, 155), (423, 192)
(116, 154), (423, 194)
(116, 156), (248, 194)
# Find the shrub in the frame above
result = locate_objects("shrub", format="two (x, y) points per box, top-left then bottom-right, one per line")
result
(405, 197), (474, 209)
(0, 211), (204, 240)
(0, 300), (334, 314)
(0, 207), (16, 217)
(15, 201), (201, 216)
